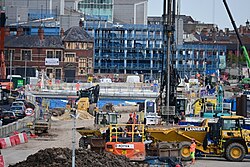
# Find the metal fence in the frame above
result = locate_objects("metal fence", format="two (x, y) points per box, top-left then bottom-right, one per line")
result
(0, 117), (33, 138)
(0, 94), (38, 138)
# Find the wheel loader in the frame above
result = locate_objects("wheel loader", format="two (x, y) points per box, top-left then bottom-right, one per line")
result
(146, 115), (250, 162)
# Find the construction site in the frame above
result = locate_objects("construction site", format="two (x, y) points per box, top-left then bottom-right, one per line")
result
(0, 0), (250, 167)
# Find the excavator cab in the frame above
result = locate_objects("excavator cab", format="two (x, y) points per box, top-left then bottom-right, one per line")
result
(94, 111), (119, 125)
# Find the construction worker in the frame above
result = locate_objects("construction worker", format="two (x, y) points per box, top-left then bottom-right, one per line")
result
(190, 138), (196, 165)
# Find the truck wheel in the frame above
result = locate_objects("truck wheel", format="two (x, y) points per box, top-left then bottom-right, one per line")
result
(179, 142), (191, 161)
(79, 137), (86, 148)
(225, 143), (245, 161)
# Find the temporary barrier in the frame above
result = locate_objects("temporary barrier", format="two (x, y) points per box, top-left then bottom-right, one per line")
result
(4, 137), (11, 148)
(14, 135), (21, 145)
(0, 139), (6, 149)
(0, 155), (4, 167)
(23, 132), (28, 143)
(18, 133), (28, 143)
(9, 136), (16, 146)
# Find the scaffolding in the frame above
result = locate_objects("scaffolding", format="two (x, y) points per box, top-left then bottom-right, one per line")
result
(83, 21), (226, 79)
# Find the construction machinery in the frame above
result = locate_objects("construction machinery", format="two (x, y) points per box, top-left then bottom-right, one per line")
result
(138, 99), (162, 125)
(159, 0), (181, 123)
(76, 84), (100, 114)
(146, 115), (250, 162)
(76, 103), (120, 150)
(105, 124), (146, 161)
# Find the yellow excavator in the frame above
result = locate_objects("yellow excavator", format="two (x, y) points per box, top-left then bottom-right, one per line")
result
(76, 84), (100, 115)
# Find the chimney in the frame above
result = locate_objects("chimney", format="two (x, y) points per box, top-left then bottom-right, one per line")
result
(225, 28), (229, 36)
(60, 28), (64, 37)
(79, 19), (83, 27)
(38, 27), (44, 40)
(16, 27), (23, 36)
(5, 27), (10, 36)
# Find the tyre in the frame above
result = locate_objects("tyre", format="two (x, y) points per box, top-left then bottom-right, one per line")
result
(79, 137), (86, 148)
(179, 142), (191, 161)
(225, 143), (245, 161)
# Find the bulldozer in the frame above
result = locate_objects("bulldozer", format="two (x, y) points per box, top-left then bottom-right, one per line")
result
(146, 115), (250, 162)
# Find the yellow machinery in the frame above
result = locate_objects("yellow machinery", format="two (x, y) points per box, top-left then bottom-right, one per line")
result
(192, 98), (217, 115)
(146, 115), (250, 161)
(77, 97), (89, 111)
(76, 106), (120, 151)
(76, 85), (100, 114)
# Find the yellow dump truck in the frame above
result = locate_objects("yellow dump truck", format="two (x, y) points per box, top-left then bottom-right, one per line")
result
(146, 116), (250, 161)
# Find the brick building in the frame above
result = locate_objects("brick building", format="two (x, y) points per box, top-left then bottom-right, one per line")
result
(4, 25), (94, 83)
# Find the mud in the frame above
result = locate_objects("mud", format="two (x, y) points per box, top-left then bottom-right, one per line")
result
(9, 147), (138, 167)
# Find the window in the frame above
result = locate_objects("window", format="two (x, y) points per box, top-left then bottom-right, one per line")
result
(55, 69), (61, 79)
(4, 49), (15, 61)
(83, 43), (87, 49)
(223, 119), (240, 130)
(46, 68), (53, 78)
(88, 58), (93, 67)
(79, 58), (87, 68)
(65, 53), (76, 62)
(55, 51), (62, 61)
(21, 50), (32, 61)
(46, 50), (54, 58)
(88, 43), (93, 49)
(79, 68), (86, 75)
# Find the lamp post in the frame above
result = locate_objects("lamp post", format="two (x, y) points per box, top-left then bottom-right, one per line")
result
(70, 108), (78, 167)
(10, 51), (12, 96)
(24, 53), (27, 85)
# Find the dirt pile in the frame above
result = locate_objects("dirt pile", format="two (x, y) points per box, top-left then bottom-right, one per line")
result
(52, 110), (94, 121)
(9, 147), (138, 167)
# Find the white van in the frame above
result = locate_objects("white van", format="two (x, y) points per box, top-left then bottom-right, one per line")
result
(126, 75), (140, 83)
(100, 78), (112, 83)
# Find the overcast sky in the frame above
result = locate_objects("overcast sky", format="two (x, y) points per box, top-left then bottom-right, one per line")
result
(148, 0), (249, 30)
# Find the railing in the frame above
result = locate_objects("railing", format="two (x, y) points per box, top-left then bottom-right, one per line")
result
(0, 93), (39, 138)
(0, 117), (34, 138)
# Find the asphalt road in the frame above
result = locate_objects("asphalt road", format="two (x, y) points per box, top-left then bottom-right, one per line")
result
(189, 156), (250, 167)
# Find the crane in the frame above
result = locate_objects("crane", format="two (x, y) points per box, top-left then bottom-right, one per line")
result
(0, 11), (6, 79)
(223, 0), (250, 81)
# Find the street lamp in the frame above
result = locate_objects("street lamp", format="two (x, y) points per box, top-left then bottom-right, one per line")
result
(10, 51), (12, 96)
(70, 108), (79, 167)
(24, 53), (28, 85)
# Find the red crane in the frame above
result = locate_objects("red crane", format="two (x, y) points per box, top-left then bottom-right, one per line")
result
(0, 11), (6, 79)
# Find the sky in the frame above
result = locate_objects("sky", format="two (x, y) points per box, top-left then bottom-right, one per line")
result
(148, 0), (250, 30)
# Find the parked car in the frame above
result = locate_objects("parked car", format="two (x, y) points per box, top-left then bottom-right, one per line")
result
(10, 105), (26, 118)
(15, 98), (28, 106)
(11, 101), (26, 107)
(2, 111), (17, 125)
